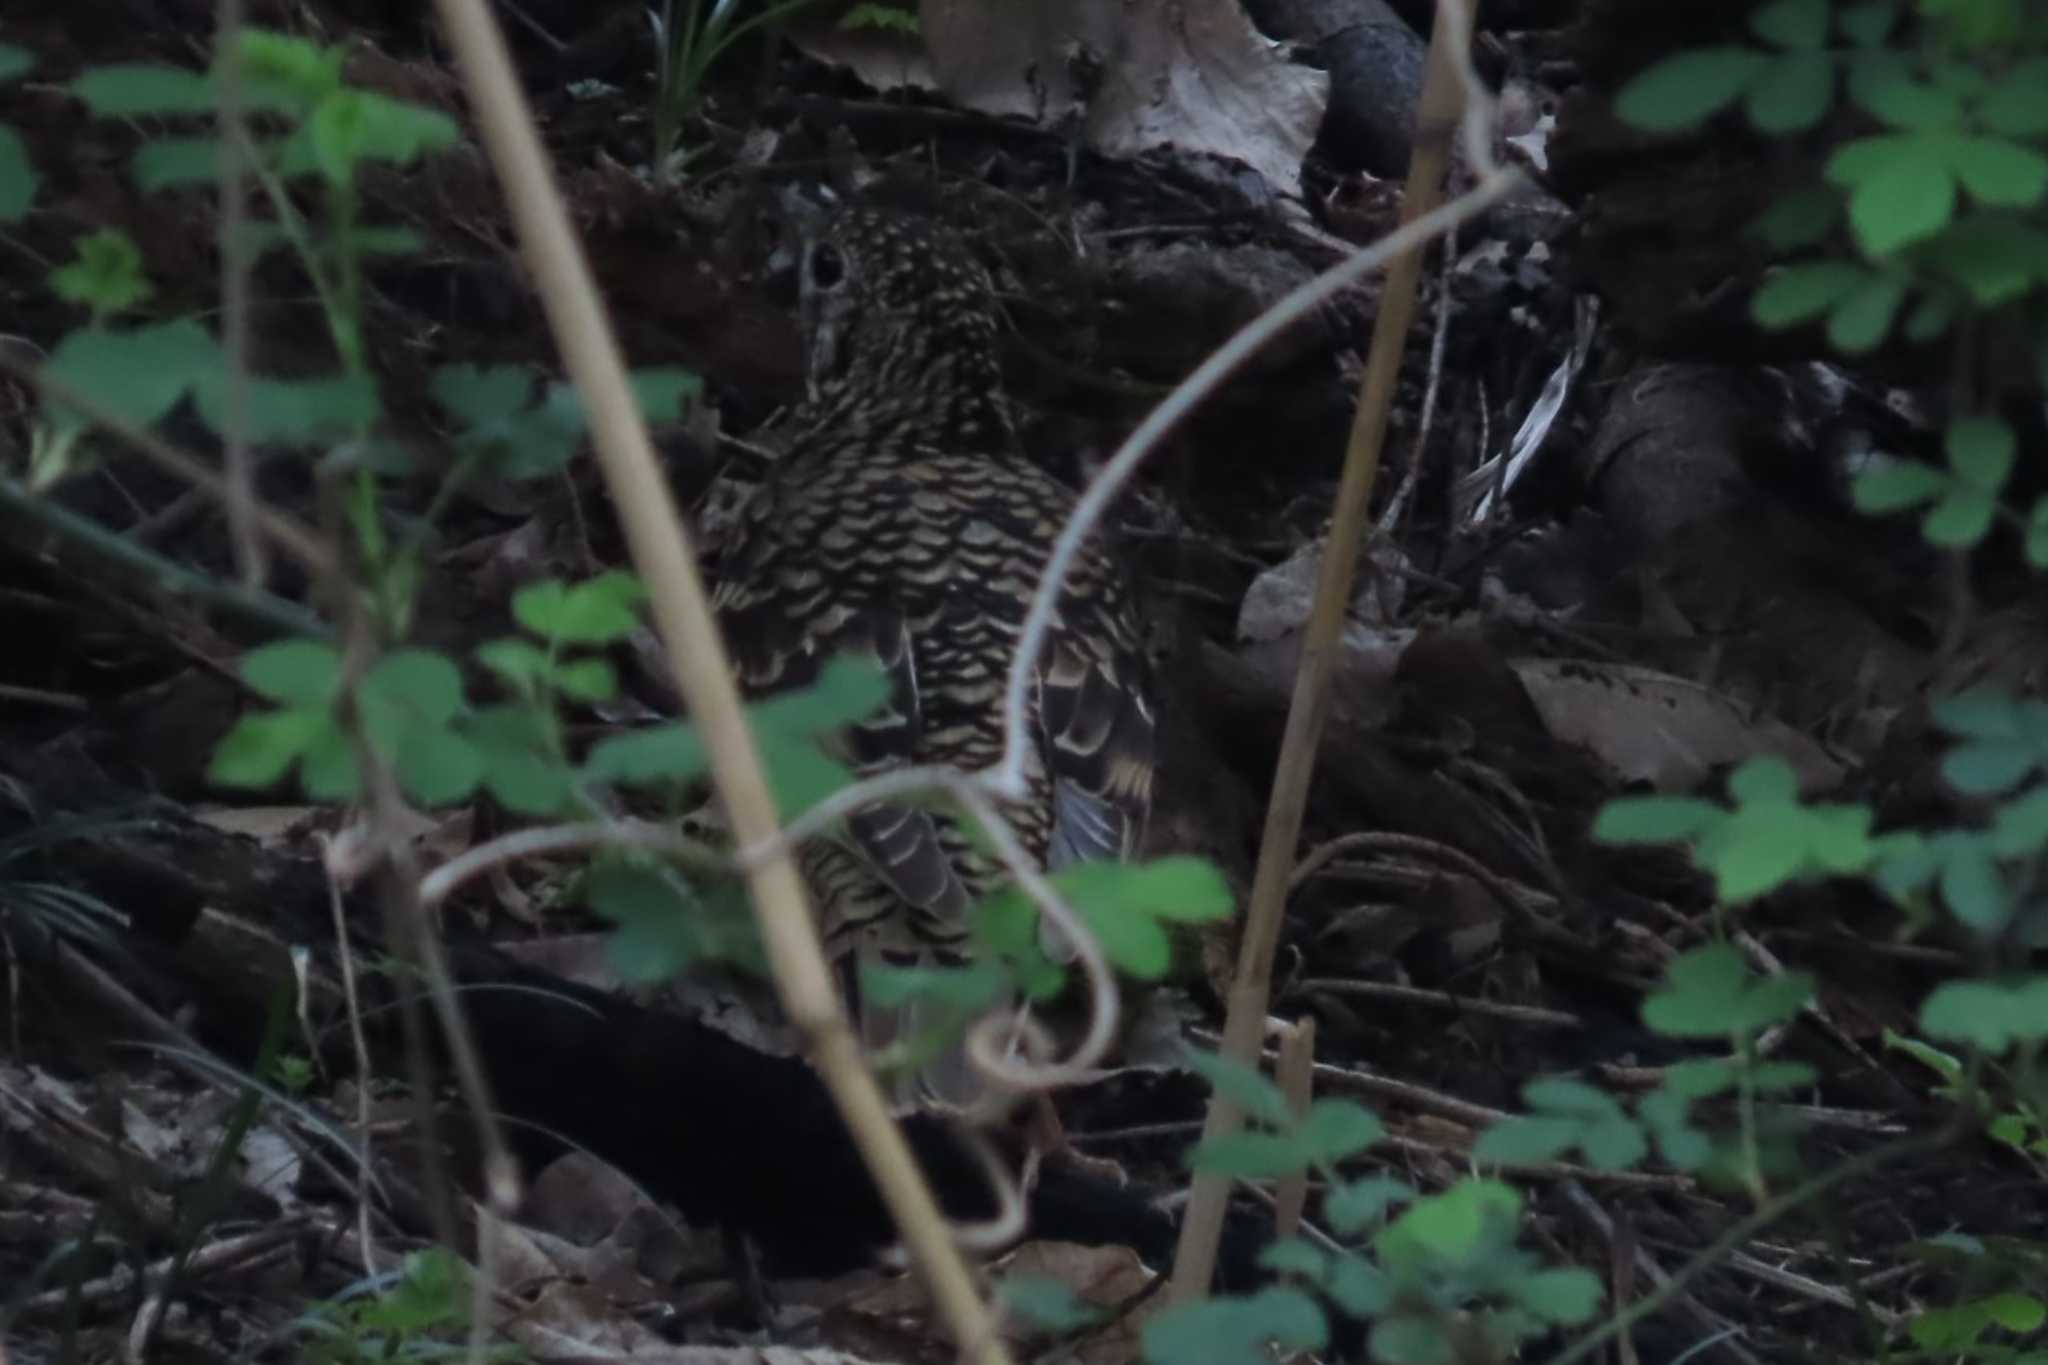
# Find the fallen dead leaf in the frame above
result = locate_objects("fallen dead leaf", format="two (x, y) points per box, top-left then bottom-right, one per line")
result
(1512, 658), (1847, 794)
(918, 0), (1325, 200)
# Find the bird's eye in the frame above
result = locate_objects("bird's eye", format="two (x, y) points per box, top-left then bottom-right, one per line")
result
(809, 242), (847, 291)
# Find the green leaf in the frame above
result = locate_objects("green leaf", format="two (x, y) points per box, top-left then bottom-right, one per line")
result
(1749, 187), (1842, 250)
(1523, 1076), (1626, 1118)
(1749, 0), (1829, 49)
(1324, 1255), (1394, 1316)
(630, 367), (701, 423)
(1826, 132), (1914, 186)
(1324, 1176), (1412, 1234)
(1945, 415), (2015, 491)
(1903, 290), (1958, 341)
(1081, 897), (1173, 979)
(1142, 1288), (1326, 1365)
(69, 64), (217, 115)
(1923, 488), (1995, 546)
(1180, 1046), (1294, 1126)
(748, 655), (890, 735)
(0, 46), (32, 83)
(132, 136), (224, 191)
(1923, 217), (2048, 307)
(1850, 71), (1964, 130)
(1827, 272), (1906, 352)
(1991, 787), (2048, 857)
(1379, 1179), (1521, 1260)
(1934, 687), (2022, 740)
(363, 649), (466, 726)
(208, 707), (329, 788)
(305, 88), (459, 186)
(755, 733), (854, 831)
(1752, 262), (1869, 328)
(1979, 60), (2048, 136)
(1138, 1115), (1269, 1179)
(1615, 49), (1770, 132)
(1837, 1), (1900, 47)
(241, 639), (343, 706)
(1511, 1267), (1605, 1325)
(1912, 1293), (2048, 1349)
(338, 224), (426, 257)
(1259, 1237), (1329, 1281)
(1296, 1099), (1383, 1163)
(1853, 456), (1948, 513)
(512, 571), (647, 646)
(1729, 755), (1797, 804)
(50, 228), (154, 317)
(552, 657), (617, 703)
(0, 126), (33, 222)
(1644, 943), (1811, 1037)
(583, 722), (707, 786)
(1845, 142), (1957, 254)
(1473, 1115), (1582, 1165)
(2028, 497), (2048, 569)
(466, 704), (572, 816)
(1590, 796), (1723, 844)
(1920, 977), (2048, 1051)
(1882, 1028), (1963, 1082)
(861, 959), (1010, 1012)
(1938, 839), (2012, 931)
(193, 370), (379, 444)
(1944, 742), (2035, 795)
(1747, 51), (1835, 132)
(389, 725), (485, 807)
(1948, 136), (2048, 207)
(584, 856), (709, 983)
(298, 722), (359, 800)
(430, 362), (534, 426)
(997, 1276), (1102, 1333)
(41, 319), (220, 437)
(235, 29), (345, 109)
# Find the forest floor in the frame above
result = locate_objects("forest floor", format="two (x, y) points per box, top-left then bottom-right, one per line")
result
(2, 3), (2044, 1364)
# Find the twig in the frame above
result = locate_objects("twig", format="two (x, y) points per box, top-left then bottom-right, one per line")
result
(0, 473), (329, 639)
(1291, 977), (1584, 1030)
(428, 4), (1007, 1360)
(320, 832), (383, 1281)
(1270, 1017), (1317, 1239)
(1541, 1119), (1967, 1365)
(1561, 1181), (1759, 1365)
(1378, 221), (1456, 536)
(215, 0), (266, 590)
(1173, 13), (1471, 1272)
(16, 1224), (301, 1317)
(416, 818), (729, 911)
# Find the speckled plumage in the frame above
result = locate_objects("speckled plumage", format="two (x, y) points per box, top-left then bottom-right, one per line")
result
(704, 206), (1155, 1104)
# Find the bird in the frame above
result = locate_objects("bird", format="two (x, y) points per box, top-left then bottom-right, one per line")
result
(700, 200), (1156, 1110)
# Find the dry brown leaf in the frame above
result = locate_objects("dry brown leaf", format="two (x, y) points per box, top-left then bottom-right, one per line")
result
(1511, 658), (1847, 794)
(923, 0), (1325, 199)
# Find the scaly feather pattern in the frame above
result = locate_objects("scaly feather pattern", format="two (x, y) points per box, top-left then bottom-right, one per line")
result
(703, 205), (1156, 1108)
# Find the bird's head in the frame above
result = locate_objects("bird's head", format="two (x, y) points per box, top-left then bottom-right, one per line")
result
(776, 198), (1010, 447)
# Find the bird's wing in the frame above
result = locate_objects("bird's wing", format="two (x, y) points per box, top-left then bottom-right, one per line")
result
(1036, 622), (1156, 872)
(713, 572), (976, 944)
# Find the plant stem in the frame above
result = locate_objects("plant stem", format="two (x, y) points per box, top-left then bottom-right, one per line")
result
(1166, 0), (1469, 1304)
(0, 475), (328, 639)
(430, 5), (1012, 1360)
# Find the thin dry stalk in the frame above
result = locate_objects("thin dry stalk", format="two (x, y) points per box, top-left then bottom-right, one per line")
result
(1270, 1017), (1317, 1239)
(427, 3), (1006, 1360)
(1168, 0), (1473, 1302)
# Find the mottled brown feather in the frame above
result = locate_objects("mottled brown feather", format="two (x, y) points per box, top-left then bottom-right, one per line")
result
(703, 206), (1155, 1106)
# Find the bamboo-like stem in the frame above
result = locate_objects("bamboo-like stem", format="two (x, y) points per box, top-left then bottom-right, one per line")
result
(1166, 0), (1471, 1303)
(428, 4), (1008, 1360)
